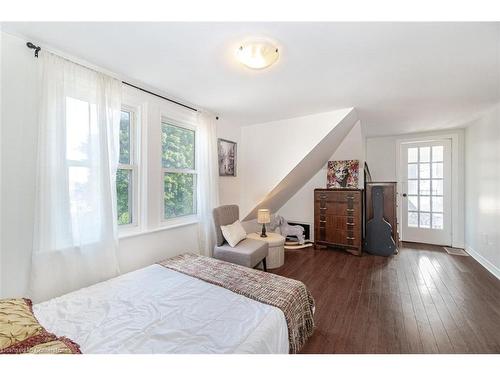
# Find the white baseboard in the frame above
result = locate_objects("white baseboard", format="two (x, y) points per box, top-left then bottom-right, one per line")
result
(465, 245), (500, 280)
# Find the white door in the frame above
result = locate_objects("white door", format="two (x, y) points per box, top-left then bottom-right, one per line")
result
(400, 140), (452, 246)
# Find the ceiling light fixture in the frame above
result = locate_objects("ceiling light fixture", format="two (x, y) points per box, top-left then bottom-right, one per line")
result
(236, 39), (279, 70)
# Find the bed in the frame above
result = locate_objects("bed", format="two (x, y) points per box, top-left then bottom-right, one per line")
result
(33, 254), (314, 354)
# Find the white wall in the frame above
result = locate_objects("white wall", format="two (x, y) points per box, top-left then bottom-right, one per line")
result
(464, 104), (500, 278)
(1, 32), (39, 298)
(365, 129), (465, 249)
(239, 109), (352, 219)
(0, 30), (2, 296)
(278, 121), (365, 230)
(0, 32), (201, 298)
(216, 119), (241, 206)
(365, 136), (398, 181)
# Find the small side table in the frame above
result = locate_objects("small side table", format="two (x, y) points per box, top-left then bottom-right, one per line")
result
(246, 232), (285, 269)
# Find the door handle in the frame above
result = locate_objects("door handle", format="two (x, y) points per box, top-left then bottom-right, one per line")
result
(402, 193), (407, 197)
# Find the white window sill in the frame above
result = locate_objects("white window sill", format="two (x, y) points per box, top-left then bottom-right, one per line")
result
(118, 217), (198, 240)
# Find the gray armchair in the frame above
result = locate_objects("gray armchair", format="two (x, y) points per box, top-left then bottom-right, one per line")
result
(212, 205), (268, 271)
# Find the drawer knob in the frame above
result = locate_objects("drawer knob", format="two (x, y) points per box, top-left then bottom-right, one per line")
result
(346, 222), (355, 226)
(347, 237), (356, 240)
(346, 208), (354, 212)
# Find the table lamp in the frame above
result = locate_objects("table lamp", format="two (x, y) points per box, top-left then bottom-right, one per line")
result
(257, 209), (271, 237)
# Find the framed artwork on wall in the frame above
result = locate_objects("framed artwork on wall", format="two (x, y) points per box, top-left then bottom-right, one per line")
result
(217, 138), (237, 177)
(327, 160), (359, 188)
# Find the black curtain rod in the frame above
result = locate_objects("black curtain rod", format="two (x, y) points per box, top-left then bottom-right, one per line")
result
(121, 81), (197, 112)
(26, 41), (216, 117)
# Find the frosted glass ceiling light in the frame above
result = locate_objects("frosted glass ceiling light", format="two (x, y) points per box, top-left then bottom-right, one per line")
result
(236, 40), (279, 70)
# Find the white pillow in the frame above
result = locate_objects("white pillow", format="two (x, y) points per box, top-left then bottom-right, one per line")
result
(220, 220), (247, 247)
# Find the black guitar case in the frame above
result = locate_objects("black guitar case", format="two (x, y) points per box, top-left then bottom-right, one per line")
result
(364, 186), (396, 256)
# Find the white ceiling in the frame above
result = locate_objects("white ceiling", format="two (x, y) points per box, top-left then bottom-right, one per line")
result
(2, 22), (499, 136)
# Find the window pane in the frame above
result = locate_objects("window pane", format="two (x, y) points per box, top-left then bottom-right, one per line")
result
(119, 111), (131, 165)
(432, 196), (443, 213)
(419, 179), (430, 195)
(431, 179), (443, 196)
(420, 147), (430, 162)
(162, 123), (195, 169)
(420, 213), (431, 228)
(432, 146), (443, 162)
(68, 166), (91, 214)
(408, 148), (418, 163)
(408, 180), (418, 195)
(164, 172), (197, 219)
(432, 213), (444, 229)
(408, 212), (418, 227)
(68, 166), (100, 244)
(66, 97), (94, 161)
(408, 196), (419, 211)
(420, 196), (430, 212)
(432, 162), (443, 178)
(116, 169), (132, 225)
(419, 163), (430, 179)
(408, 164), (418, 179)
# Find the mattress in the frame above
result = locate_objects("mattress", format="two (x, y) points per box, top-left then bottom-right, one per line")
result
(33, 264), (289, 354)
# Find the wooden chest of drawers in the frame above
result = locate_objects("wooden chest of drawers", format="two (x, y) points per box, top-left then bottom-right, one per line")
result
(314, 188), (363, 256)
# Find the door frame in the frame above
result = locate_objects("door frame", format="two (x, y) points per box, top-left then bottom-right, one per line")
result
(395, 130), (465, 248)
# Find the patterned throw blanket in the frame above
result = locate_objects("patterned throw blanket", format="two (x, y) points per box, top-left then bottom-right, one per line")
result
(158, 253), (315, 353)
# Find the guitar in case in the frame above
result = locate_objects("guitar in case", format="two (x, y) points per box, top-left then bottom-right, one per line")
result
(364, 186), (396, 256)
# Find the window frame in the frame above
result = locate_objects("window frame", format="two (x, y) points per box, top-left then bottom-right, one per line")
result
(160, 117), (198, 224)
(117, 105), (140, 231)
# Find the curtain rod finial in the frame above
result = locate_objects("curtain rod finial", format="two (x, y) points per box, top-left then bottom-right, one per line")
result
(26, 42), (41, 58)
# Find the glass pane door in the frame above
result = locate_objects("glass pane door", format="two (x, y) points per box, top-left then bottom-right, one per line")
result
(406, 145), (444, 229)
(401, 140), (451, 246)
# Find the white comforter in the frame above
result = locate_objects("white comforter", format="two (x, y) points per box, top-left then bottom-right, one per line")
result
(34, 264), (289, 354)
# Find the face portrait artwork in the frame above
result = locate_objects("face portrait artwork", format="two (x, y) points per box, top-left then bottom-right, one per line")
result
(327, 160), (359, 188)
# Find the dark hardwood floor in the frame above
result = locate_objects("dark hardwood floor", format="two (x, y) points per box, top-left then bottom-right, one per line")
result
(272, 242), (500, 353)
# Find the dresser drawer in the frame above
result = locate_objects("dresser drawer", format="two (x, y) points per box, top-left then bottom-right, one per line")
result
(324, 229), (361, 247)
(315, 214), (361, 231)
(315, 202), (361, 216)
(315, 191), (361, 204)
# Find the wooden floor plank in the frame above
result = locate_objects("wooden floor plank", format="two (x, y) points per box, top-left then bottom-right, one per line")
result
(273, 242), (500, 354)
(394, 256), (425, 353)
(422, 251), (488, 353)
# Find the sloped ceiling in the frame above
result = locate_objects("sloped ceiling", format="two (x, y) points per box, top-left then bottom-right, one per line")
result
(1, 22), (499, 136)
(241, 108), (358, 221)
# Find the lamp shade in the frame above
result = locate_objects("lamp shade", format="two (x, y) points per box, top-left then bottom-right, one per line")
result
(236, 39), (279, 70)
(257, 209), (271, 224)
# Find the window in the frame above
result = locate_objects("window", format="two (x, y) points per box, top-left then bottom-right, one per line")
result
(117, 109), (137, 226)
(65, 96), (100, 244)
(161, 122), (197, 220)
(406, 145), (444, 229)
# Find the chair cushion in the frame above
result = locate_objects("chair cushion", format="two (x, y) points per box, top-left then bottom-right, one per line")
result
(212, 205), (239, 246)
(220, 220), (247, 247)
(213, 238), (269, 268)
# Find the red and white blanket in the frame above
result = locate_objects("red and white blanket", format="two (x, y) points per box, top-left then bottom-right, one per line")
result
(159, 253), (315, 353)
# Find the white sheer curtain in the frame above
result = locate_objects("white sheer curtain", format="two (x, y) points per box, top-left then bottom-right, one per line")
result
(196, 112), (220, 256)
(30, 52), (122, 302)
